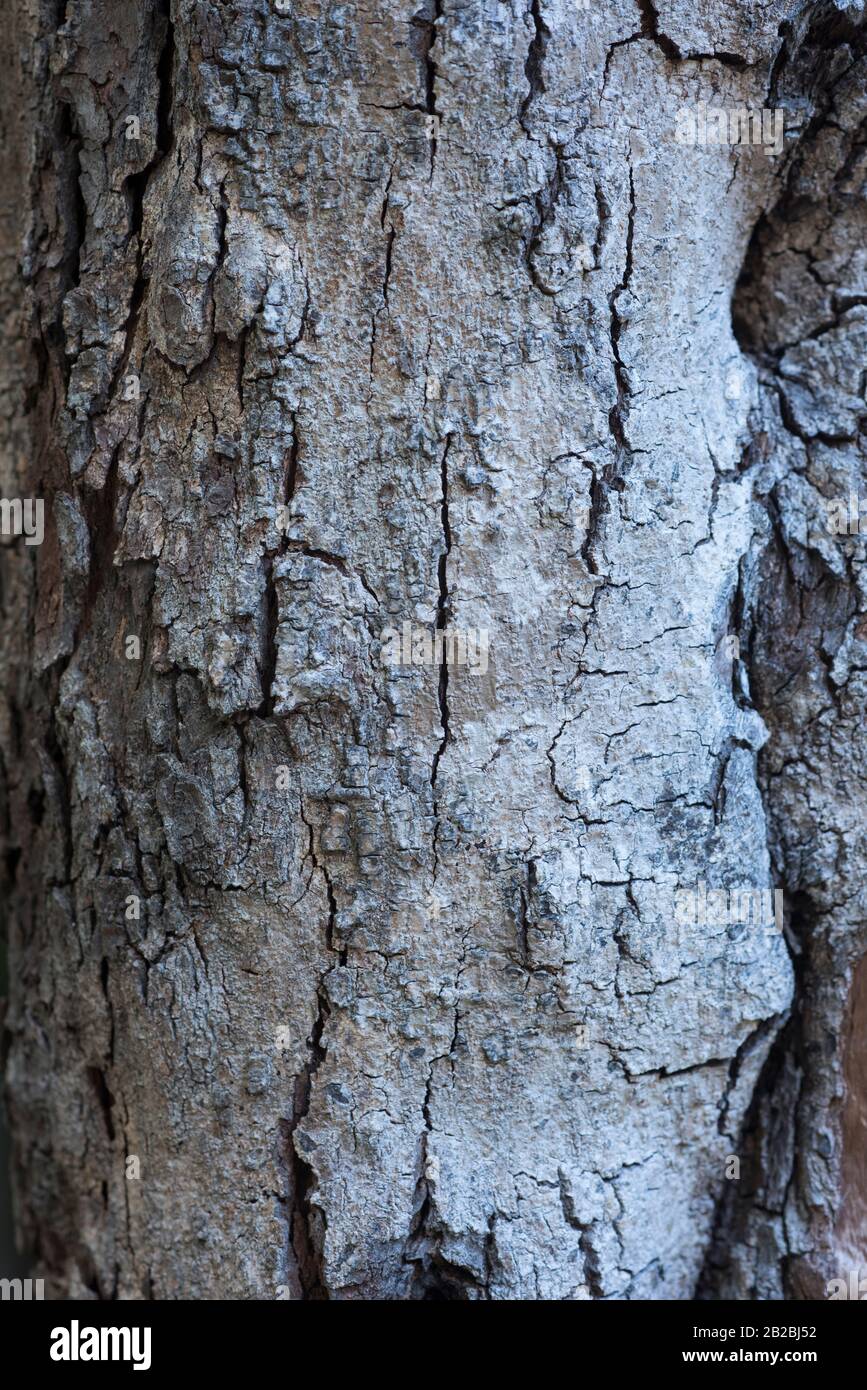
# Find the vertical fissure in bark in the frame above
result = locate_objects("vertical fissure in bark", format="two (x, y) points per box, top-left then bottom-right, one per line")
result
(415, 0), (442, 177)
(87, 1064), (116, 1145)
(430, 433), (453, 876)
(284, 994), (329, 1299)
(154, 0), (175, 159)
(515, 859), (541, 973)
(281, 808), (341, 1299)
(258, 558), (280, 717)
(285, 410), (301, 504)
(580, 157), (636, 575)
(700, 2), (867, 1296)
(369, 215), (397, 382)
(520, 0), (548, 132)
(55, 102), (85, 366)
(607, 160), (635, 458)
(407, 1090), (484, 1300)
(259, 415), (300, 715)
(123, 0), (175, 283)
(44, 706), (73, 891)
(698, 897), (811, 1297)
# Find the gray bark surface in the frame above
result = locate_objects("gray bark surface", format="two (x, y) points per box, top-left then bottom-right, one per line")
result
(0, 0), (864, 1300)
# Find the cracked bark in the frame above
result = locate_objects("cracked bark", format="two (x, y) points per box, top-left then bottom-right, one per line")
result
(700, 0), (867, 1300)
(0, 0), (864, 1302)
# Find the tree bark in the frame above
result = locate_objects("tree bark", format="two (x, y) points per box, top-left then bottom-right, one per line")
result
(1, 0), (865, 1300)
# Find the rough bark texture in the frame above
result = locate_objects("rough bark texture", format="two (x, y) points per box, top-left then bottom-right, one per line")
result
(0, 0), (864, 1300)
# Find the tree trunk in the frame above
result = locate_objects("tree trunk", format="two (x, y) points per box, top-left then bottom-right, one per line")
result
(1, 0), (865, 1300)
